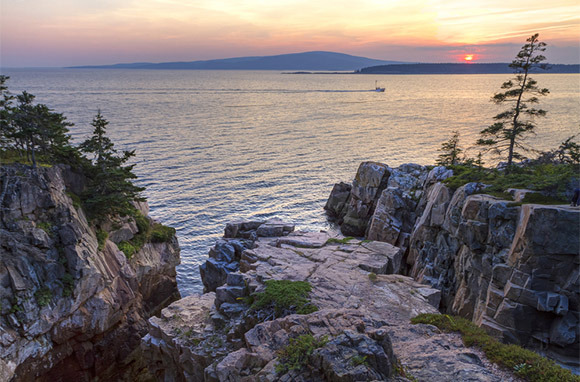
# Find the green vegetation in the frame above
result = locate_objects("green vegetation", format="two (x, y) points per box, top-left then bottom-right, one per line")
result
(66, 191), (82, 210)
(444, 162), (577, 202)
(368, 272), (378, 282)
(508, 192), (567, 207)
(437, 131), (463, 166)
(79, 112), (145, 219)
(1, 76), (145, 222)
(34, 288), (52, 307)
(37, 221), (53, 235)
(0, 76), (79, 169)
(151, 223), (176, 243)
(126, 212), (150, 252)
(325, 236), (355, 245)
(276, 334), (328, 374)
(110, 212), (175, 259)
(118, 241), (137, 259)
(96, 229), (108, 251)
(9, 302), (23, 314)
(411, 313), (580, 382)
(251, 279), (318, 317)
(477, 34), (549, 169)
(62, 273), (75, 297)
(350, 355), (368, 366)
(394, 359), (419, 382)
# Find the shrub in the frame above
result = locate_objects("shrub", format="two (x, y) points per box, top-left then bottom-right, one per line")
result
(118, 241), (136, 259)
(411, 313), (580, 382)
(62, 273), (75, 297)
(276, 334), (328, 374)
(35, 288), (52, 307)
(251, 280), (318, 317)
(134, 211), (150, 234)
(151, 223), (176, 243)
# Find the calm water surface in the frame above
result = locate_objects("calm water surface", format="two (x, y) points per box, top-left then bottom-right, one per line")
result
(3, 69), (579, 295)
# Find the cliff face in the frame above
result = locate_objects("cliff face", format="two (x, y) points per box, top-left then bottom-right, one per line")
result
(0, 164), (180, 381)
(326, 161), (580, 369)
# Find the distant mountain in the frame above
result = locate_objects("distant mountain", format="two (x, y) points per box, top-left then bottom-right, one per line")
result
(68, 51), (407, 71)
(358, 63), (580, 74)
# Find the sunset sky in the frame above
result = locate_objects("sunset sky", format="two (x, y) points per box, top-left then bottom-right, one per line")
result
(1, 0), (579, 67)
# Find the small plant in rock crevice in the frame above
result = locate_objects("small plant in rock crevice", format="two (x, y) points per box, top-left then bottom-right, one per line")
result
(350, 354), (368, 366)
(325, 237), (355, 245)
(275, 334), (328, 374)
(96, 229), (108, 251)
(35, 288), (52, 307)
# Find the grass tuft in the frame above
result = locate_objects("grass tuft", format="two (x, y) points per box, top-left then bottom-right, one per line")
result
(96, 229), (108, 251)
(251, 279), (318, 317)
(325, 236), (355, 245)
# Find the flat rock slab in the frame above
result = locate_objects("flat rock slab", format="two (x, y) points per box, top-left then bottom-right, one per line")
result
(147, 228), (524, 381)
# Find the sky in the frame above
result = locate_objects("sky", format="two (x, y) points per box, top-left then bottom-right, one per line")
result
(1, 0), (579, 67)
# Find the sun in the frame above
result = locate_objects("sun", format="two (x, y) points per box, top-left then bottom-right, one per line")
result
(464, 54), (474, 62)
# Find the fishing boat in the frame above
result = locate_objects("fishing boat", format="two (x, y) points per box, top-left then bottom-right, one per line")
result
(375, 80), (385, 92)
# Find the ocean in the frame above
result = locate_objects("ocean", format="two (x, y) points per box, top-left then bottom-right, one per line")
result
(2, 69), (578, 296)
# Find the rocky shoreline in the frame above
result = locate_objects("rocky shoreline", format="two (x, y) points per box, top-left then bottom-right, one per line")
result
(142, 161), (578, 381)
(1, 160), (578, 381)
(144, 221), (517, 381)
(325, 162), (579, 368)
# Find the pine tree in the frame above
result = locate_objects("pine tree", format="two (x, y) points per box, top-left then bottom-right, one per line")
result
(436, 131), (463, 166)
(477, 33), (549, 169)
(11, 92), (74, 167)
(0, 76), (14, 148)
(2, 84), (75, 167)
(80, 111), (145, 218)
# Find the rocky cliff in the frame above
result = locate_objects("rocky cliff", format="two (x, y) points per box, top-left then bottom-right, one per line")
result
(326, 161), (580, 370)
(0, 163), (180, 381)
(143, 220), (520, 381)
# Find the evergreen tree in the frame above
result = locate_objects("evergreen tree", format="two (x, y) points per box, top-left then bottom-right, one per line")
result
(0, 76), (15, 151)
(477, 33), (549, 169)
(436, 131), (463, 166)
(80, 111), (145, 218)
(2, 84), (76, 167)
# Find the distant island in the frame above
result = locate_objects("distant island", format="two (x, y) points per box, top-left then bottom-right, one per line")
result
(69, 51), (579, 74)
(357, 63), (579, 74)
(68, 51), (407, 71)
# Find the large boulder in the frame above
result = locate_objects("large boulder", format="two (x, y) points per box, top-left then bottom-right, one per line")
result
(366, 164), (429, 249)
(328, 161), (391, 237)
(200, 219), (294, 292)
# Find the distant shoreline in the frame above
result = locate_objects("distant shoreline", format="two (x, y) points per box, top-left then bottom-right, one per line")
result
(355, 63), (579, 75)
(65, 63), (579, 75)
